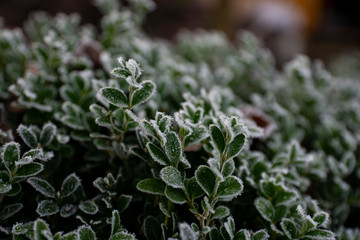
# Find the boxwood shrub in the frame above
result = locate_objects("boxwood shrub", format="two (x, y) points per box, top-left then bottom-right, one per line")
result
(1, 0), (360, 239)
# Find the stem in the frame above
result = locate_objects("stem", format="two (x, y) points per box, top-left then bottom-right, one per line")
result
(164, 200), (172, 228)
(128, 85), (134, 109)
(201, 153), (229, 237)
(108, 109), (131, 174)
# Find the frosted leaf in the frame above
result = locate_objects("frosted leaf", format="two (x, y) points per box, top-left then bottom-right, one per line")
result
(179, 223), (197, 240)
(60, 173), (81, 198)
(126, 59), (142, 78)
(36, 200), (59, 217)
(27, 177), (56, 198)
(60, 204), (78, 218)
(17, 125), (38, 148)
(195, 165), (216, 196)
(0, 203), (23, 221)
(216, 176), (243, 201)
(164, 132), (182, 166)
(1, 141), (20, 172)
(160, 166), (184, 189)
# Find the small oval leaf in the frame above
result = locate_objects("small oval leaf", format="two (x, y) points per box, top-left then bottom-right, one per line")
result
(137, 178), (165, 195)
(164, 132), (182, 166)
(160, 166), (184, 189)
(40, 122), (57, 147)
(226, 133), (246, 159)
(195, 165), (216, 196)
(2, 142), (20, 173)
(99, 87), (128, 108)
(60, 173), (81, 198)
(164, 186), (187, 204)
(15, 163), (43, 178)
(217, 176), (243, 200)
(130, 80), (155, 107)
(79, 200), (98, 215)
(0, 203), (23, 221)
(27, 177), (56, 198)
(17, 125), (38, 148)
(146, 143), (169, 166)
(210, 125), (225, 154)
(36, 200), (59, 217)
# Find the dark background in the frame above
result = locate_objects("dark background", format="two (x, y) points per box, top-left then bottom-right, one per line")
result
(0, 0), (359, 66)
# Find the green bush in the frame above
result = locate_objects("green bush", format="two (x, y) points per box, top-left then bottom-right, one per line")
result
(1, 0), (360, 239)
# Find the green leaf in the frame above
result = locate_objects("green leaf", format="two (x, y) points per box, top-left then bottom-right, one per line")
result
(164, 185), (187, 204)
(304, 229), (335, 240)
(62, 102), (82, 117)
(60, 173), (81, 198)
(34, 218), (52, 240)
(17, 125), (38, 148)
(226, 133), (246, 159)
(141, 120), (157, 136)
(137, 178), (165, 195)
(160, 166), (184, 189)
(222, 159), (235, 177)
(212, 206), (230, 219)
(111, 210), (121, 236)
(15, 162), (43, 178)
(180, 156), (191, 169)
(217, 176), (243, 200)
(7, 183), (21, 197)
(79, 200), (98, 215)
(164, 132), (182, 166)
(0, 203), (23, 220)
(210, 228), (221, 240)
(273, 189), (297, 206)
(0, 181), (12, 194)
(313, 212), (329, 227)
(234, 229), (251, 240)
(60, 204), (77, 218)
(146, 143), (169, 166)
(78, 226), (95, 240)
(184, 126), (208, 148)
(260, 180), (276, 199)
(36, 200), (59, 217)
(252, 230), (269, 240)
(273, 205), (288, 223)
(179, 223), (197, 240)
(99, 87), (128, 108)
(185, 177), (205, 199)
(22, 149), (43, 161)
(71, 130), (91, 142)
(59, 232), (79, 240)
(210, 125), (225, 154)
(40, 122), (57, 147)
(61, 116), (84, 130)
(2, 142), (20, 173)
(224, 216), (236, 238)
(12, 222), (30, 235)
(130, 80), (155, 107)
(0, 171), (9, 181)
(113, 108), (126, 128)
(144, 216), (162, 240)
(255, 197), (274, 222)
(27, 177), (56, 198)
(93, 177), (107, 193)
(159, 202), (171, 217)
(280, 218), (298, 239)
(195, 165), (216, 196)
(110, 232), (135, 240)
(89, 103), (106, 116)
(117, 194), (133, 213)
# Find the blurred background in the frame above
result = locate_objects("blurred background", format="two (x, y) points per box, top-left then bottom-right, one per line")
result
(1, 0), (359, 66)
